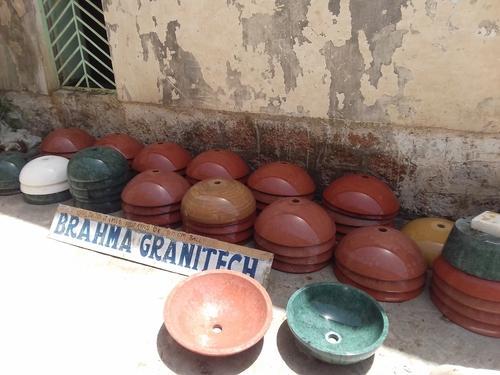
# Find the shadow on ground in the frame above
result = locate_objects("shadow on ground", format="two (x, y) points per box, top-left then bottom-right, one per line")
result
(156, 324), (263, 375)
(276, 320), (375, 375)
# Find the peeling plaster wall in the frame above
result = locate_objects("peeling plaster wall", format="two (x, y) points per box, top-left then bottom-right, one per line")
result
(3, 89), (500, 218)
(0, 0), (55, 94)
(103, 0), (500, 132)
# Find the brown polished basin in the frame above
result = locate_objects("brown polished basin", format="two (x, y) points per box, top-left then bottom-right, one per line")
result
(183, 213), (255, 234)
(121, 169), (190, 207)
(124, 211), (181, 226)
(247, 161), (315, 196)
(121, 202), (181, 215)
(433, 257), (500, 302)
(401, 218), (453, 267)
(95, 133), (144, 160)
(335, 263), (425, 293)
(41, 128), (95, 154)
(322, 174), (399, 217)
(255, 198), (335, 247)
(186, 149), (250, 182)
(272, 259), (330, 273)
(132, 143), (192, 173)
(254, 233), (336, 257)
(335, 226), (426, 281)
(163, 270), (273, 356)
(181, 178), (256, 225)
(432, 273), (500, 313)
(431, 289), (500, 338)
(334, 266), (424, 302)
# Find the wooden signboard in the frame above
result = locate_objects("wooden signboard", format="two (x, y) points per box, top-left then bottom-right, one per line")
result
(48, 205), (273, 286)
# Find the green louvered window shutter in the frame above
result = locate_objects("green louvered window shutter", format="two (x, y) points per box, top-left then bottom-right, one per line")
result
(40, 0), (115, 89)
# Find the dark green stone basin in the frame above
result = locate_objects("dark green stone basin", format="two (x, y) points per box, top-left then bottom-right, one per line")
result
(23, 190), (72, 205)
(442, 217), (500, 281)
(68, 147), (129, 183)
(0, 152), (28, 189)
(0, 188), (21, 196)
(286, 282), (389, 365)
(69, 182), (126, 201)
(68, 171), (131, 190)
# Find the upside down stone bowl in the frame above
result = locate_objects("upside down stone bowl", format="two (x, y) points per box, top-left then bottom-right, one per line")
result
(442, 217), (500, 281)
(181, 178), (256, 225)
(248, 161), (315, 196)
(323, 174), (399, 217)
(68, 147), (129, 183)
(95, 133), (144, 160)
(163, 270), (273, 356)
(335, 226), (426, 281)
(255, 198), (335, 247)
(286, 282), (389, 365)
(132, 143), (192, 173)
(121, 169), (190, 207)
(0, 152), (28, 192)
(401, 217), (453, 267)
(186, 149), (250, 181)
(41, 127), (95, 154)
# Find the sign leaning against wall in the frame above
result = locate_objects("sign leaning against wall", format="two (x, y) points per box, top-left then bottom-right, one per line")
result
(48, 205), (273, 286)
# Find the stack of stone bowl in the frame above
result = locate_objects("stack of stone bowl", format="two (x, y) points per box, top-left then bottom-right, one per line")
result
(401, 217), (453, 268)
(181, 178), (256, 244)
(95, 133), (144, 166)
(0, 152), (28, 195)
(185, 149), (250, 185)
(254, 198), (336, 273)
(68, 147), (130, 213)
(322, 174), (399, 242)
(41, 128), (95, 158)
(247, 161), (316, 211)
(132, 143), (191, 175)
(430, 217), (500, 337)
(19, 155), (71, 204)
(334, 226), (427, 302)
(121, 169), (190, 228)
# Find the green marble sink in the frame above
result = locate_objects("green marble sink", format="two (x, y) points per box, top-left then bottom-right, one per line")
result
(286, 282), (389, 365)
(68, 172), (131, 190)
(68, 147), (129, 183)
(69, 182), (126, 201)
(442, 217), (500, 281)
(23, 190), (72, 205)
(0, 152), (28, 192)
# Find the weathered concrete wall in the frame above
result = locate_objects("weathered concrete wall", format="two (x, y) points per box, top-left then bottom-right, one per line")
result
(103, 0), (500, 132)
(0, 0), (57, 94)
(3, 89), (500, 218)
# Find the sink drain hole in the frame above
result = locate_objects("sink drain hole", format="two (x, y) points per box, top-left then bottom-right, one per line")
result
(325, 331), (341, 344)
(212, 324), (223, 334)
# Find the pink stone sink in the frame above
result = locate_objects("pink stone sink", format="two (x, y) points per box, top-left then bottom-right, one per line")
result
(163, 270), (273, 356)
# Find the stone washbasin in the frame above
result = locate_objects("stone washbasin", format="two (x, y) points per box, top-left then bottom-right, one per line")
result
(163, 270), (272, 356)
(286, 282), (389, 365)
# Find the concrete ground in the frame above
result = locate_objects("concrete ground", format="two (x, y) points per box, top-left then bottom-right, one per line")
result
(0, 194), (499, 375)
